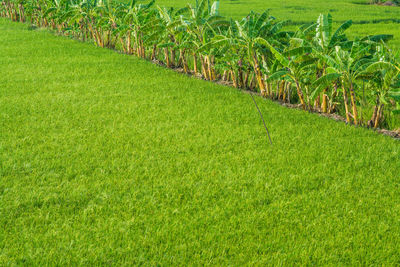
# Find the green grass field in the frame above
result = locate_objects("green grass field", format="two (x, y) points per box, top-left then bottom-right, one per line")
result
(139, 0), (400, 49)
(1, 18), (400, 265)
(150, 0), (400, 22)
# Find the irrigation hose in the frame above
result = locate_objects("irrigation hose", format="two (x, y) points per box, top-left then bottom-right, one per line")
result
(250, 94), (273, 145)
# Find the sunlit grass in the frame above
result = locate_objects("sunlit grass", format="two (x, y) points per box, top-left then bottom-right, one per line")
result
(349, 22), (400, 49)
(137, 0), (400, 49)
(143, 0), (400, 22)
(1, 19), (400, 265)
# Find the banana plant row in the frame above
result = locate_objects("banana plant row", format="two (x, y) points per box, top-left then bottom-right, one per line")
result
(1, 0), (400, 129)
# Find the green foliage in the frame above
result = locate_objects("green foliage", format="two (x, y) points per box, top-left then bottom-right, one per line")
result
(1, 0), (400, 128)
(1, 19), (400, 265)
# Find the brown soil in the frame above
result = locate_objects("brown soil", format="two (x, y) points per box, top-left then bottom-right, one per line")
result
(377, 1), (398, 6)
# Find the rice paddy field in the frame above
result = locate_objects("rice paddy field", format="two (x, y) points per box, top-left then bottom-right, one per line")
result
(144, 0), (400, 49)
(1, 15), (400, 265)
(2, 0), (400, 264)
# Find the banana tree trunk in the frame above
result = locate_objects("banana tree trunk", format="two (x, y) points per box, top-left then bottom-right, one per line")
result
(95, 28), (103, 47)
(181, 49), (189, 73)
(231, 70), (238, 88)
(374, 104), (384, 128)
(119, 37), (127, 53)
(87, 22), (97, 45)
(322, 89), (328, 113)
(18, 4), (24, 22)
(244, 71), (250, 89)
(249, 74), (256, 91)
(164, 47), (171, 68)
(295, 80), (306, 110)
(170, 49), (176, 67)
(349, 82), (358, 125)
(342, 85), (351, 123)
(252, 55), (266, 95)
(211, 56), (216, 80)
(141, 40), (145, 58)
(200, 55), (209, 80)
(178, 49), (184, 67)
(278, 80), (285, 100)
(222, 70), (228, 81)
(136, 41), (140, 56)
(193, 53), (198, 74)
(283, 82), (290, 102)
(265, 76), (272, 97)
(127, 31), (132, 54)
(238, 67), (244, 88)
(151, 44), (157, 60)
(328, 83), (338, 114)
(206, 56), (214, 81)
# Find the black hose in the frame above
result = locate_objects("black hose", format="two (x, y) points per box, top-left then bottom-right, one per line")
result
(250, 93), (273, 145)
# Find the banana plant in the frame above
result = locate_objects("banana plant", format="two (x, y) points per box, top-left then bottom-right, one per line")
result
(95, 0), (122, 48)
(362, 46), (400, 127)
(259, 38), (316, 109)
(231, 10), (287, 96)
(314, 42), (374, 124)
(157, 6), (189, 68)
(2, 0), (26, 21)
(122, 0), (155, 57)
(1, 0), (399, 129)
(312, 14), (353, 112)
(185, 0), (227, 80)
(201, 20), (245, 87)
(43, 0), (69, 31)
